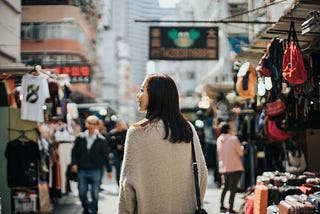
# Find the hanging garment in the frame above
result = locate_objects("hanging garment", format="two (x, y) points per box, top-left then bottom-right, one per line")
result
(58, 142), (73, 194)
(236, 63), (257, 99)
(54, 127), (75, 142)
(5, 139), (40, 187)
(20, 74), (50, 122)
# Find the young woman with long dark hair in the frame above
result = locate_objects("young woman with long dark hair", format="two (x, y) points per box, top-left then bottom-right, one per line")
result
(118, 73), (208, 214)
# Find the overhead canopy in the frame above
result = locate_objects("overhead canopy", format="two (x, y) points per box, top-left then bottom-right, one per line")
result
(236, 0), (320, 66)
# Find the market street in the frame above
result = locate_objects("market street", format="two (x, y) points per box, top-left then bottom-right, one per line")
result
(53, 169), (245, 214)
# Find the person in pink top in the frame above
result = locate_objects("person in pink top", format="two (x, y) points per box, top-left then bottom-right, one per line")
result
(217, 122), (244, 213)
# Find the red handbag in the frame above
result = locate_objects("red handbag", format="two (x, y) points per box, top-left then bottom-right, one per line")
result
(282, 21), (307, 85)
(263, 117), (294, 142)
(266, 99), (286, 117)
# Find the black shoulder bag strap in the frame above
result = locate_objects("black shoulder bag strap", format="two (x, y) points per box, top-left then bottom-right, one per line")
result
(191, 138), (202, 210)
(288, 21), (300, 49)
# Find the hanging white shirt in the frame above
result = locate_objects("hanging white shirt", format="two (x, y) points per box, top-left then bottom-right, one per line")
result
(20, 74), (50, 122)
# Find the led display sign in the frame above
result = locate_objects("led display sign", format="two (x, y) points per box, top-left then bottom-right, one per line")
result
(149, 26), (219, 60)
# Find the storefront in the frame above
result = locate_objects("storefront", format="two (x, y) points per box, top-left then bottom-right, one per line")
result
(232, 1), (320, 212)
(0, 65), (86, 213)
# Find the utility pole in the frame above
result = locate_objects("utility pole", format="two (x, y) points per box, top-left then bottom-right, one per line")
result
(43, 22), (47, 63)
(248, 0), (254, 44)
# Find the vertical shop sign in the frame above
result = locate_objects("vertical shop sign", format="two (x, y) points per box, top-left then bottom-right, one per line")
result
(149, 26), (219, 60)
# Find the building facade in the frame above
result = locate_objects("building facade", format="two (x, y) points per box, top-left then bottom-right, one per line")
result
(97, 0), (176, 121)
(0, 0), (21, 64)
(20, 0), (102, 101)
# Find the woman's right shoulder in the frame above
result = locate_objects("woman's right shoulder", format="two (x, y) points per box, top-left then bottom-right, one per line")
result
(126, 124), (146, 138)
(125, 125), (153, 150)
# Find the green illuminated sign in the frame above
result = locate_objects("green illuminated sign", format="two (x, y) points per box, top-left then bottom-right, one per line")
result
(149, 26), (219, 60)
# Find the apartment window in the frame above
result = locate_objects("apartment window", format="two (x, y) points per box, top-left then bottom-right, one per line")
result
(21, 23), (46, 40)
(21, 55), (43, 65)
(21, 23), (87, 46)
(21, 24), (36, 39)
(21, 25), (31, 39)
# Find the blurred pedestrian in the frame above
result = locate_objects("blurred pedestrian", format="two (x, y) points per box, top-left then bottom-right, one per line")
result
(118, 73), (208, 213)
(98, 119), (108, 137)
(108, 120), (127, 186)
(97, 119), (110, 192)
(217, 122), (244, 214)
(216, 92), (229, 124)
(70, 115), (112, 214)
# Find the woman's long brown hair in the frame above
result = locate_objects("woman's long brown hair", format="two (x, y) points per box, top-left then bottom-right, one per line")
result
(139, 73), (192, 143)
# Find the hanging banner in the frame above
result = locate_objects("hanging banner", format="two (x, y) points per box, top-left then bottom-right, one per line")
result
(149, 26), (219, 60)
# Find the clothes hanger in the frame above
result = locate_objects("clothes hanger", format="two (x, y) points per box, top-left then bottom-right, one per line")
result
(16, 131), (34, 142)
(29, 65), (41, 76)
(8, 128), (36, 142)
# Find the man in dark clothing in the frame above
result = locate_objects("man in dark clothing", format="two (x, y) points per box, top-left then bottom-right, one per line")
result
(71, 115), (112, 214)
(108, 120), (128, 186)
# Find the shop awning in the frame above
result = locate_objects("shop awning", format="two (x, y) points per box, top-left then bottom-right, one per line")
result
(236, 0), (320, 66)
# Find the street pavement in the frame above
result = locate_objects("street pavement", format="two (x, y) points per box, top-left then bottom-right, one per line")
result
(52, 169), (246, 214)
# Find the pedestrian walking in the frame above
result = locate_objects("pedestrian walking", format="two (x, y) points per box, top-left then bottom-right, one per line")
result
(118, 73), (208, 214)
(108, 120), (127, 186)
(217, 122), (244, 214)
(70, 115), (113, 214)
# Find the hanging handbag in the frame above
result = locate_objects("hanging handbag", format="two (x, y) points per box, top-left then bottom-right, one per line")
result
(263, 116), (294, 142)
(266, 99), (286, 117)
(191, 138), (208, 214)
(282, 21), (307, 85)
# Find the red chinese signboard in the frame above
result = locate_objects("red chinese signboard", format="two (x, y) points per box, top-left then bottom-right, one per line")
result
(44, 64), (91, 83)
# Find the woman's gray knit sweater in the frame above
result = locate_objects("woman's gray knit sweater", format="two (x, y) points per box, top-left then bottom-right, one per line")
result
(118, 120), (208, 214)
